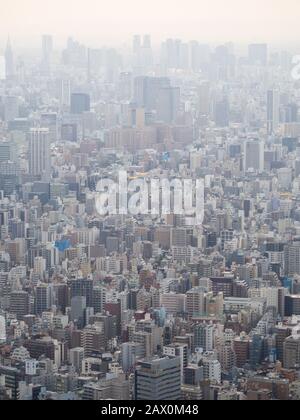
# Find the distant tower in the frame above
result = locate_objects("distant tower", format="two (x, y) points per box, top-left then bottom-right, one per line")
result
(42, 35), (53, 73)
(5, 37), (14, 79)
(267, 89), (280, 135)
(29, 128), (51, 180)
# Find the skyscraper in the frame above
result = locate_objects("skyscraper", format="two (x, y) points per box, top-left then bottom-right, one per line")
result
(42, 35), (53, 73)
(267, 89), (280, 134)
(71, 93), (90, 114)
(5, 38), (14, 79)
(244, 139), (264, 173)
(135, 357), (181, 400)
(29, 128), (51, 180)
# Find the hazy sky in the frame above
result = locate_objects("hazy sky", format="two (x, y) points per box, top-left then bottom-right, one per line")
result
(2, 0), (300, 48)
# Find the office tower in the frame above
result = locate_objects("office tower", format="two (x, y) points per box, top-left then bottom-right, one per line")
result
(0, 141), (16, 162)
(267, 89), (280, 134)
(135, 357), (181, 400)
(71, 93), (90, 114)
(202, 354), (221, 384)
(198, 82), (210, 116)
(71, 278), (93, 307)
(4, 96), (19, 122)
(134, 76), (170, 110)
(283, 335), (300, 369)
(0, 366), (21, 400)
(186, 288), (206, 318)
(42, 35), (53, 73)
(121, 342), (143, 372)
(284, 103), (298, 123)
(156, 86), (180, 123)
(61, 124), (77, 142)
(248, 44), (268, 66)
(194, 323), (214, 352)
(284, 242), (300, 276)
(163, 344), (188, 379)
(29, 128), (51, 180)
(184, 364), (204, 386)
(40, 113), (58, 142)
(71, 296), (87, 328)
(250, 335), (264, 369)
(0, 315), (6, 343)
(69, 347), (84, 372)
(244, 139), (264, 173)
(214, 98), (229, 127)
(285, 295), (300, 316)
(9, 291), (30, 320)
(5, 38), (14, 79)
(35, 284), (51, 315)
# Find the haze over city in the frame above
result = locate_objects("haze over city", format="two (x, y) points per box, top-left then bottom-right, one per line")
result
(2, 0), (300, 405)
(1, 0), (300, 47)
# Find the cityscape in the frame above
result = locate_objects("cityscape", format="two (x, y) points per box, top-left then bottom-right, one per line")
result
(1, 0), (300, 403)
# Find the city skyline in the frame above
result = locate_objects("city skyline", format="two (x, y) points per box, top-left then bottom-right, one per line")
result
(1, 0), (300, 47)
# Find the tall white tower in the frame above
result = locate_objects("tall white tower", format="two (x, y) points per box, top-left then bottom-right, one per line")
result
(29, 128), (51, 180)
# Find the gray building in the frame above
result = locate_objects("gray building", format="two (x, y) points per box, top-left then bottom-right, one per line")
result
(135, 356), (181, 400)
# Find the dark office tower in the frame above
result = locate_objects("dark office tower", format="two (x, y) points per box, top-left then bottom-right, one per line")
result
(71, 93), (90, 114)
(35, 284), (51, 315)
(53, 283), (70, 313)
(156, 87), (180, 123)
(285, 295), (300, 316)
(267, 89), (280, 135)
(71, 278), (93, 307)
(0, 366), (21, 400)
(9, 291), (30, 320)
(248, 44), (268, 66)
(5, 38), (14, 79)
(128, 289), (139, 310)
(244, 200), (251, 218)
(135, 357), (181, 400)
(41, 35), (53, 73)
(214, 98), (229, 127)
(250, 335), (264, 369)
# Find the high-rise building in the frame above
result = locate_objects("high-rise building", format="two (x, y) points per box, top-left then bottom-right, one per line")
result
(71, 93), (90, 114)
(267, 89), (280, 134)
(135, 357), (181, 400)
(244, 139), (264, 173)
(42, 35), (53, 73)
(35, 284), (51, 315)
(5, 38), (14, 79)
(284, 242), (300, 276)
(283, 335), (300, 369)
(29, 128), (51, 180)
(194, 323), (214, 352)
